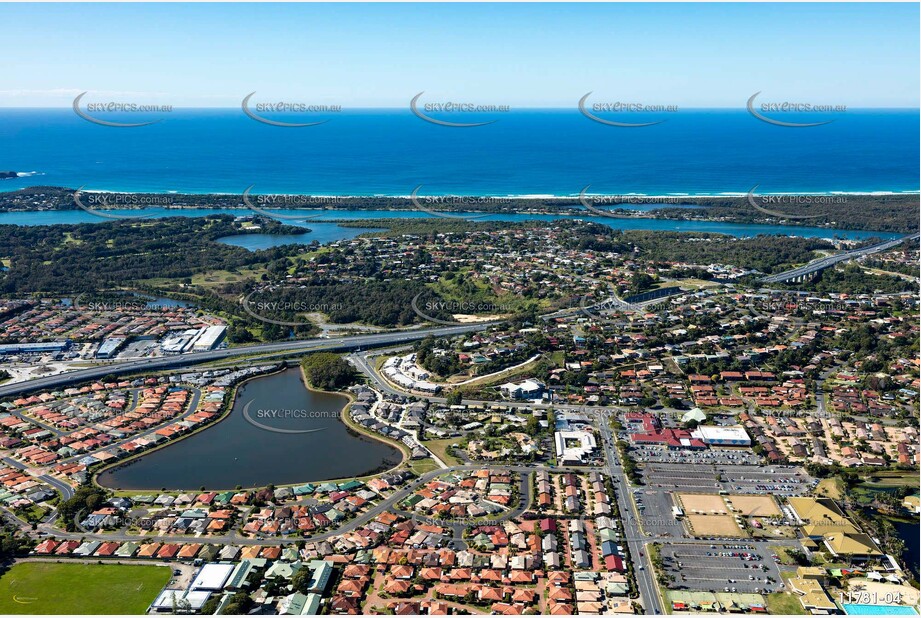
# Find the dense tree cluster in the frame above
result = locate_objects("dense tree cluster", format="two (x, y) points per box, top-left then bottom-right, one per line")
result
(301, 352), (358, 391)
(416, 337), (464, 377)
(0, 528), (34, 559)
(0, 216), (302, 294)
(653, 195), (918, 233)
(561, 225), (835, 273)
(247, 281), (436, 327)
(57, 484), (109, 532)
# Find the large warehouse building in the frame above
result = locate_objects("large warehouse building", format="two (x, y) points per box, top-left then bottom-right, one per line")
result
(192, 325), (227, 352)
(692, 425), (752, 447)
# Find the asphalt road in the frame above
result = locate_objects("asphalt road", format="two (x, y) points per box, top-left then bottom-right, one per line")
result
(38, 464), (560, 547)
(1, 456), (74, 501)
(597, 409), (664, 615)
(0, 324), (489, 399)
(63, 387), (202, 467)
(1, 455), (74, 527)
(350, 348), (628, 416)
(350, 351), (668, 611)
(761, 232), (918, 283)
(1, 321), (809, 611)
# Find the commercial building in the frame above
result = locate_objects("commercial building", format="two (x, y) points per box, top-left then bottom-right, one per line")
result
(189, 563), (235, 591)
(161, 330), (200, 354)
(150, 589), (197, 613)
(682, 408), (707, 424)
(627, 412), (707, 450)
(822, 532), (883, 560)
(192, 325), (227, 352)
(787, 497), (883, 561)
(691, 425), (752, 447)
(0, 341), (70, 355)
(554, 430), (598, 465)
(95, 337), (127, 359)
(499, 379), (545, 400)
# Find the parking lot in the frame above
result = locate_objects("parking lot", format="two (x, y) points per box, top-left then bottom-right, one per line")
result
(659, 543), (784, 595)
(641, 463), (812, 496)
(631, 443), (762, 466)
(631, 487), (687, 537)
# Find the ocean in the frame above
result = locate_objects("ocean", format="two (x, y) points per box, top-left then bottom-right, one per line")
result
(0, 108), (918, 196)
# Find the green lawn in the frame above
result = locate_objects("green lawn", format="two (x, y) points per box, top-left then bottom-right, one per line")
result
(766, 592), (808, 615)
(0, 562), (171, 614)
(814, 477), (844, 500)
(408, 458), (442, 475)
(767, 545), (800, 566)
(421, 438), (463, 466)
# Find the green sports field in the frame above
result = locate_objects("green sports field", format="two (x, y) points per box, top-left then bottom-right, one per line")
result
(0, 562), (171, 614)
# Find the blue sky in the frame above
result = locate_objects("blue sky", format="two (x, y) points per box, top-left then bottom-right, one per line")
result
(1, 3), (918, 108)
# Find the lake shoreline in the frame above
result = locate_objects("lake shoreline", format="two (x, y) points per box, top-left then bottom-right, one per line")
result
(95, 364), (405, 492)
(0, 207), (907, 243)
(295, 363), (411, 481)
(94, 364), (288, 493)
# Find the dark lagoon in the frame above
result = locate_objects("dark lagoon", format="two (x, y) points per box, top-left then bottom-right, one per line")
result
(97, 368), (402, 490)
(893, 518), (920, 579)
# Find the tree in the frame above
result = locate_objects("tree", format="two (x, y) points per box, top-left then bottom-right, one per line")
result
(525, 415), (540, 436)
(222, 592), (254, 615)
(301, 353), (358, 390)
(199, 596), (220, 615)
(58, 484), (109, 532)
(445, 391), (463, 406)
(0, 530), (34, 559)
(291, 568), (312, 595)
(629, 273), (655, 294)
(228, 324), (255, 344)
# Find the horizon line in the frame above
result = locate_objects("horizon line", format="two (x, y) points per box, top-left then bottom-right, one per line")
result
(1, 105), (919, 111)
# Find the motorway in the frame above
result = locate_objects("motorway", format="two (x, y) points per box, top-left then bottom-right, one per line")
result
(761, 232), (919, 283)
(2, 348), (796, 613)
(0, 323), (489, 399)
(544, 288), (676, 322)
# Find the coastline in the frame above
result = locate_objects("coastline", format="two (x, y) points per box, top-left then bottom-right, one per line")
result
(3, 184), (919, 199)
(1, 185), (916, 236)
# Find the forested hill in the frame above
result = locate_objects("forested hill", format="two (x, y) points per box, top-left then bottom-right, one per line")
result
(0, 215), (303, 294)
